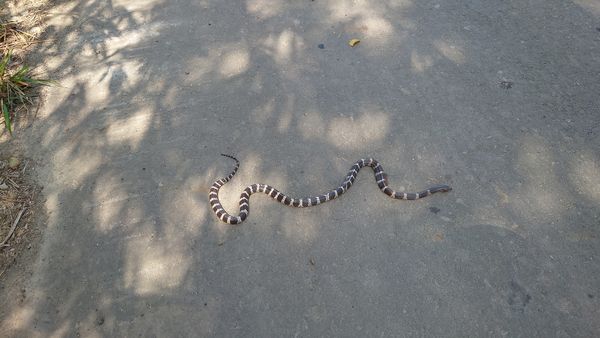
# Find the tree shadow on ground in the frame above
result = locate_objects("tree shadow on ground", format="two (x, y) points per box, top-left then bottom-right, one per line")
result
(1, 0), (599, 336)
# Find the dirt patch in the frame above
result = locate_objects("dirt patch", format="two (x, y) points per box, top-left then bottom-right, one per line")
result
(0, 155), (42, 279)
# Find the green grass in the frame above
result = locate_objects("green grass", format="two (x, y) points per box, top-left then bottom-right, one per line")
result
(0, 49), (52, 135)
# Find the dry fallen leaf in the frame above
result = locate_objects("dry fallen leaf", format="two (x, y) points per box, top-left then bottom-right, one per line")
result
(348, 38), (360, 47)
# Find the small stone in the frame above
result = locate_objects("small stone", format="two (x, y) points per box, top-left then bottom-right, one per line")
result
(499, 80), (513, 89)
(8, 156), (20, 169)
(318, 44), (325, 49)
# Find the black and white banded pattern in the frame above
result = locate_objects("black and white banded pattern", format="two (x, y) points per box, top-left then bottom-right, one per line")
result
(210, 154), (451, 224)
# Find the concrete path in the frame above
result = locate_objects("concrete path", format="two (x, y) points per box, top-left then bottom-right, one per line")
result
(2, 0), (600, 336)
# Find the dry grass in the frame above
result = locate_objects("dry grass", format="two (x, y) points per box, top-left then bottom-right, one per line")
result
(0, 0), (48, 56)
(0, 20), (37, 54)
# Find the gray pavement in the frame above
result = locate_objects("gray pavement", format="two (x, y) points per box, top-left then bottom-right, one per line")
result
(2, 0), (600, 336)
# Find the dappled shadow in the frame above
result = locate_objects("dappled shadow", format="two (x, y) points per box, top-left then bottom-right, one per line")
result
(1, 0), (599, 336)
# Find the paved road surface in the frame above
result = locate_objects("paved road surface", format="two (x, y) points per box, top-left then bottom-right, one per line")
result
(2, 0), (600, 336)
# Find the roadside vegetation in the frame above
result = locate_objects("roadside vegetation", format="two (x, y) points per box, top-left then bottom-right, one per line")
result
(1, 19), (52, 135)
(0, 1), (50, 277)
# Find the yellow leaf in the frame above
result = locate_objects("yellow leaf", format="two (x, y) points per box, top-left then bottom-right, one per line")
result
(348, 38), (360, 47)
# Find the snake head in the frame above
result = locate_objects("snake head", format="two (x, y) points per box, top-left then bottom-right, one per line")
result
(430, 184), (452, 193)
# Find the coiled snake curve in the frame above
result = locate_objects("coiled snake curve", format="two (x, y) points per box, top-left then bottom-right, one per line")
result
(209, 154), (451, 224)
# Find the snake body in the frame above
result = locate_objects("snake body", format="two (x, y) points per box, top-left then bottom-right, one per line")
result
(210, 154), (451, 224)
